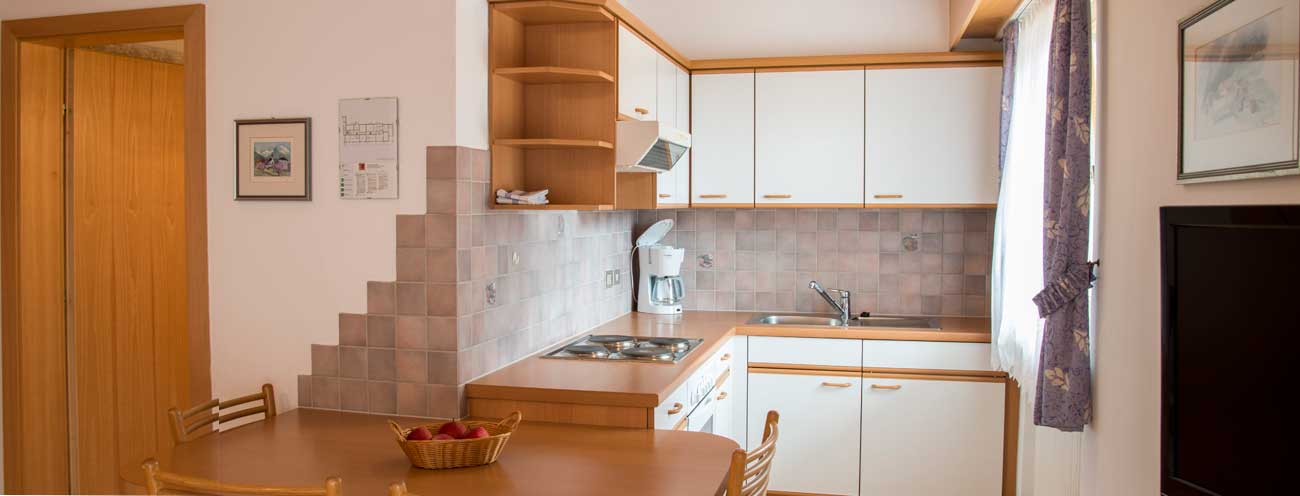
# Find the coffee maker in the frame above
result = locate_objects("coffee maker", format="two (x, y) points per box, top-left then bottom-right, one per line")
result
(635, 219), (684, 314)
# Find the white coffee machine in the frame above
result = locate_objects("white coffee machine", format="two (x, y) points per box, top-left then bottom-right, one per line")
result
(635, 219), (685, 314)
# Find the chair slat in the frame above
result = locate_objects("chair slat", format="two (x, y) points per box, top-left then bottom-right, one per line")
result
(182, 398), (220, 417)
(219, 391), (266, 409)
(726, 410), (780, 495)
(167, 384), (277, 444)
(219, 405), (268, 424)
(143, 458), (342, 496)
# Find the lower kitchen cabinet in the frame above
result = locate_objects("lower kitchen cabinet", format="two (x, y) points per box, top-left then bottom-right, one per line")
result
(860, 376), (1005, 495)
(748, 370), (861, 496)
(714, 375), (734, 442)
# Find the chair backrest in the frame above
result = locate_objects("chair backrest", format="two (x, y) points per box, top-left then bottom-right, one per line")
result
(387, 482), (412, 496)
(168, 383), (277, 443)
(141, 458), (340, 496)
(726, 410), (780, 496)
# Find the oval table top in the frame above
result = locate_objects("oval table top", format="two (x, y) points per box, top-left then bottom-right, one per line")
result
(168, 409), (738, 496)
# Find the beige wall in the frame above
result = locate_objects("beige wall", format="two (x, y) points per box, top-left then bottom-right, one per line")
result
(0, 0), (461, 431)
(1088, 0), (1300, 494)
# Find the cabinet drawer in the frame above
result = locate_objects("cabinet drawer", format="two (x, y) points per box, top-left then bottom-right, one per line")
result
(708, 339), (735, 382)
(654, 381), (691, 430)
(861, 340), (993, 372)
(749, 336), (861, 368)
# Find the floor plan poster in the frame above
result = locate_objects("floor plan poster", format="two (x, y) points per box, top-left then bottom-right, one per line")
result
(338, 97), (399, 199)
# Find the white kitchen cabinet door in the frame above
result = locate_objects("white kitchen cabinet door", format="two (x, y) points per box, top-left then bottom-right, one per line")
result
(674, 65), (691, 205)
(864, 66), (1001, 205)
(756, 69), (865, 206)
(618, 25), (657, 121)
(749, 371), (860, 496)
(655, 55), (680, 203)
(691, 72), (754, 205)
(713, 376), (734, 443)
(860, 377), (1005, 495)
(729, 336), (747, 449)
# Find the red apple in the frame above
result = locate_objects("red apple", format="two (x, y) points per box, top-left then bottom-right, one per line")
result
(437, 421), (468, 439)
(432, 433), (456, 441)
(463, 426), (490, 439)
(406, 426), (434, 441)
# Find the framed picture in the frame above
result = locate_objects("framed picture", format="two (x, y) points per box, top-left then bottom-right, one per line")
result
(235, 118), (312, 200)
(1179, 0), (1299, 183)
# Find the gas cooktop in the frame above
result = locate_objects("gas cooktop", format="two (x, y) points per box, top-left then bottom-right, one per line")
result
(540, 334), (704, 363)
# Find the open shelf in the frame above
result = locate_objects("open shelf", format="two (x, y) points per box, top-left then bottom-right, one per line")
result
(493, 138), (614, 150)
(491, 203), (614, 211)
(494, 66), (615, 84)
(495, 0), (615, 25)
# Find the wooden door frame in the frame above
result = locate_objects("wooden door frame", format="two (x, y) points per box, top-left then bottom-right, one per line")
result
(1, 5), (208, 492)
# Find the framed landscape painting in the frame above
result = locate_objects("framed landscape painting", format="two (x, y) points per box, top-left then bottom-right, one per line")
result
(1179, 0), (1300, 183)
(235, 118), (312, 200)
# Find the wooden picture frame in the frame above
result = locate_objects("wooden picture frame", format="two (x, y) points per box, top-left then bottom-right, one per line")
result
(1178, 0), (1300, 183)
(235, 118), (312, 200)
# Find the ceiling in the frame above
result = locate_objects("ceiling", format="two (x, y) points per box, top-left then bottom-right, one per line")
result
(619, 0), (952, 60)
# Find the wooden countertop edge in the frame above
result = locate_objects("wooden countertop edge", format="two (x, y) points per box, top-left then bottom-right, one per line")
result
(466, 318), (990, 408)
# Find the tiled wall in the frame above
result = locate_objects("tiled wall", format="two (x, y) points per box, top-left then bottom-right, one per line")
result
(300, 147), (634, 419)
(634, 209), (994, 317)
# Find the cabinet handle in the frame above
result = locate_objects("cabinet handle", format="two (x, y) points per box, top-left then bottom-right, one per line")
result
(874, 194), (904, 199)
(716, 391), (728, 400)
(658, 193), (672, 198)
(763, 194), (793, 199)
(720, 353), (731, 362)
(821, 382), (853, 388)
(871, 384), (903, 390)
(634, 107), (650, 115)
(667, 402), (684, 414)
(699, 194), (727, 199)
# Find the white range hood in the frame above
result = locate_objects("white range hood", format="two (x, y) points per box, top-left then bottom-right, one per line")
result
(616, 119), (691, 173)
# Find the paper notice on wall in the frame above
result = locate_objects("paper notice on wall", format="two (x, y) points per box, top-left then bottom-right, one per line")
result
(338, 97), (398, 199)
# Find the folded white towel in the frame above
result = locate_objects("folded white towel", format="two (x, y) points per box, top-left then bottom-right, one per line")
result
(495, 189), (549, 205)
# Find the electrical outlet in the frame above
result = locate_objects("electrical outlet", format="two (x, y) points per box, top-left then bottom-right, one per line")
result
(613, 270), (621, 286)
(604, 270), (614, 288)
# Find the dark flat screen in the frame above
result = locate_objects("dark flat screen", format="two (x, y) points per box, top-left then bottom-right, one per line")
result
(1161, 206), (1300, 496)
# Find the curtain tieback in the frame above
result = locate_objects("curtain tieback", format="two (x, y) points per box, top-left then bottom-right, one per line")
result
(1032, 261), (1098, 317)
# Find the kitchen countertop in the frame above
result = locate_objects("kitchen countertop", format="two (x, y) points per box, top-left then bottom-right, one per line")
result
(466, 311), (991, 408)
(166, 409), (737, 496)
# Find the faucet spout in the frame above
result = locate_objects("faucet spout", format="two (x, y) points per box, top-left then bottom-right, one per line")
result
(808, 280), (851, 323)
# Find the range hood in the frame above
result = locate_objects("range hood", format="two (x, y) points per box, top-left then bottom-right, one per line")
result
(616, 120), (691, 173)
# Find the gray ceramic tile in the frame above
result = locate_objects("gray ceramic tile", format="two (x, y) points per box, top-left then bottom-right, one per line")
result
(367, 315), (395, 348)
(396, 350), (428, 383)
(311, 345), (339, 376)
(367, 381), (397, 414)
(310, 376), (340, 410)
(339, 313), (366, 346)
(395, 316), (428, 349)
(340, 346), (367, 379)
(367, 281), (396, 314)
(397, 382), (428, 417)
(368, 349), (396, 381)
(340, 379), (368, 412)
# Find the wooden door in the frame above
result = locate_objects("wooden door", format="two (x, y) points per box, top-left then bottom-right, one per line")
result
(690, 71), (754, 206)
(864, 66), (1001, 206)
(755, 68), (865, 206)
(69, 48), (190, 493)
(748, 370), (861, 496)
(860, 376), (1005, 495)
(617, 25), (656, 121)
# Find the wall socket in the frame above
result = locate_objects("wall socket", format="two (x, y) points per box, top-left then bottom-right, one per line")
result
(604, 270), (621, 288)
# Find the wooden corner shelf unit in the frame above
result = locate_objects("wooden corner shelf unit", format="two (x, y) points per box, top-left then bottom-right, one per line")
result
(489, 0), (641, 211)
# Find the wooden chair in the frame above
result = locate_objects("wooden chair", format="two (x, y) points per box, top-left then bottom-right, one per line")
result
(141, 458), (341, 496)
(387, 482), (413, 496)
(725, 410), (780, 496)
(168, 383), (277, 443)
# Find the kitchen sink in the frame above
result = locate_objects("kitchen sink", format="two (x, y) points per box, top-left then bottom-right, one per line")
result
(745, 314), (940, 329)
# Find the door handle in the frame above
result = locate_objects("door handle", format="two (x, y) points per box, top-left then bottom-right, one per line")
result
(667, 402), (684, 414)
(720, 353), (731, 362)
(821, 382), (853, 388)
(658, 193), (672, 198)
(763, 194), (793, 199)
(871, 384), (903, 390)
(873, 194), (903, 199)
(716, 391), (728, 400)
(699, 194), (727, 199)
(634, 107), (650, 115)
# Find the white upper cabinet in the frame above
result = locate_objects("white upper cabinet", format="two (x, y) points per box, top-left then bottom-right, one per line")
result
(691, 71), (755, 205)
(860, 377), (1005, 495)
(674, 64), (691, 205)
(618, 25), (657, 121)
(864, 66), (1001, 205)
(756, 69), (865, 206)
(655, 55), (681, 203)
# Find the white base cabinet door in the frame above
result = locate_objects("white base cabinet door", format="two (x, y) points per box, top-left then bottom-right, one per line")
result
(860, 377), (1005, 496)
(713, 375), (734, 442)
(749, 371), (861, 496)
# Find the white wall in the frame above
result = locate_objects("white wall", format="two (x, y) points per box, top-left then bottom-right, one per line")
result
(1087, 0), (1300, 494)
(0, 0), (459, 426)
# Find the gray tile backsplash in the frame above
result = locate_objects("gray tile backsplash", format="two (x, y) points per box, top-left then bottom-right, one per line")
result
(635, 208), (993, 317)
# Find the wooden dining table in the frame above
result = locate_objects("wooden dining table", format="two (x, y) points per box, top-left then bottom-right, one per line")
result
(166, 408), (739, 495)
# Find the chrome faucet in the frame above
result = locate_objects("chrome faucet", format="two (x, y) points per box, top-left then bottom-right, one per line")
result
(808, 280), (851, 324)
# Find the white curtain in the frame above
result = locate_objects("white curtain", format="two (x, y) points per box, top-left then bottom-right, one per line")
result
(991, 1), (1086, 494)
(991, 0), (1053, 389)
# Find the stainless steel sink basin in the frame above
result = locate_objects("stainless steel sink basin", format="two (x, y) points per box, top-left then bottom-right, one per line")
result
(745, 314), (939, 329)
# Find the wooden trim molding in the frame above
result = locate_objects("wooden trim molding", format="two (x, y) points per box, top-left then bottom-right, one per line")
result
(1, 5), (209, 493)
(691, 51), (1002, 71)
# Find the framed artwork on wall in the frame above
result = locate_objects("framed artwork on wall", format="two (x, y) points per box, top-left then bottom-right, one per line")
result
(235, 118), (312, 200)
(1178, 0), (1299, 183)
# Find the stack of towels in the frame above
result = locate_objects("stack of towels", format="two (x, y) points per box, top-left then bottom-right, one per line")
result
(495, 189), (549, 205)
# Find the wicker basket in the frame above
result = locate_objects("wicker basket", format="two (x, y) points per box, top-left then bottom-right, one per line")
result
(388, 412), (522, 470)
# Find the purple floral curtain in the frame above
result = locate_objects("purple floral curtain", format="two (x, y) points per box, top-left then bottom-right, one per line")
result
(1031, 0), (1093, 432)
(999, 22), (1019, 172)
